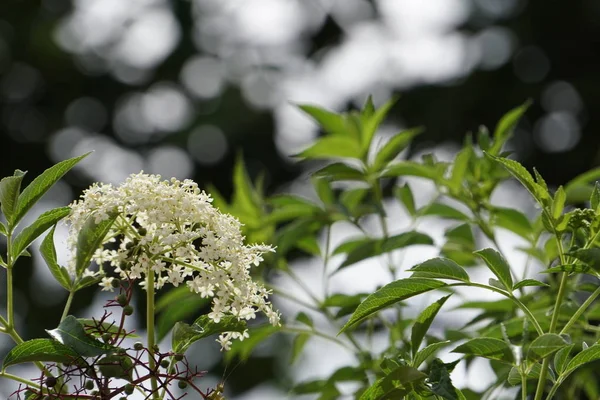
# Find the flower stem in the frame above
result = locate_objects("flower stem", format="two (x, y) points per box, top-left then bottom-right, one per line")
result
(61, 291), (76, 322)
(0, 371), (40, 389)
(534, 235), (569, 400)
(146, 269), (159, 399)
(6, 231), (14, 327)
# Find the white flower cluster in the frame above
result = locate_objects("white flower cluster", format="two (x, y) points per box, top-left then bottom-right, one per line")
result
(66, 172), (279, 349)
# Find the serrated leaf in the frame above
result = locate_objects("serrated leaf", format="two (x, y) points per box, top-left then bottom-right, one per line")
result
(474, 248), (513, 291)
(46, 316), (114, 357)
(513, 279), (549, 290)
(75, 212), (118, 277)
(554, 343), (575, 375)
(313, 163), (365, 182)
(40, 226), (72, 290)
(428, 358), (462, 400)
(563, 345), (600, 377)
(291, 333), (310, 364)
(2, 339), (80, 370)
(413, 341), (451, 368)
(12, 207), (70, 259)
(172, 315), (247, 354)
(490, 207), (534, 240)
(359, 365), (427, 400)
(485, 154), (544, 204)
(372, 128), (423, 171)
(409, 257), (470, 282)
(0, 170), (26, 226)
(78, 319), (138, 339)
(527, 333), (568, 361)
(14, 153), (89, 226)
(411, 295), (452, 356)
(507, 364), (546, 386)
(295, 136), (362, 160)
(420, 202), (470, 221)
(490, 101), (530, 155)
(339, 278), (447, 333)
(452, 338), (514, 364)
(0, 222), (7, 236)
(394, 184), (416, 216)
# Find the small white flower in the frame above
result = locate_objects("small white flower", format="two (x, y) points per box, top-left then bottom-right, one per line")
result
(100, 277), (114, 292)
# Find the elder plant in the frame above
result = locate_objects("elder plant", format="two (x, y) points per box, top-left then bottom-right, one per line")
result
(213, 99), (600, 399)
(0, 157), (278, 399)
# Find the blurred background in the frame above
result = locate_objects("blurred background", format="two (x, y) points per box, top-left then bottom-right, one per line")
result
(1, 0), (599, 398)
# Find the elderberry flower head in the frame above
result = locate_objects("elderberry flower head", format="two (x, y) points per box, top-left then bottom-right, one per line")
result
(65, 172), (280, 348)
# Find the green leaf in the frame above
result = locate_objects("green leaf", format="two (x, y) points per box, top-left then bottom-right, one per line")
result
(372, 128), (423, 171)
(232, 153), (263, 217)
(334, 232), (433, 272)
(46, 315), (114, 357)
(361, 97), (397, 154)
(409, 258), (470, 282)
(394, 184), (416, 216)
(554, 343), (575, 375)
(527, 333), (568, 361)
(40, 226), (72, 290)
(2, 339), (80, 370)
(313, 163), (365, 182)
(312, 177), (335, 205)
(490, 207), (534, 240)
(485, 154), (544, 200)
(172, 315), (247, 354)
(291, 333), (310, 364)
(78, 319), (138, 339)
(413, 341), (451, 368)
(489, 101), (530, 155)
(295, 312), (314, 328)
(298, 104), (348, 137)
(452, 337), (514, 364)
(225, 325), (279, 362)
(359, 365), (427, 400)
(0, 222), (7, 236)
(156, 290), (211, 341)
(0, 170), (26, 226)
(513, 279), (549, 290)
(14, 153), (90, 226)
(322, 293), (368, 318)
(97, 354), (134, 381)
(474, 248), (513, 291)
(411, 295), (452, 355)
(75, 212), (118, 277)
(339, 278), (447, 333)
(448, 147), (472, 193)
(541, 264), (589, 274)
(420, 203), (470, 221)
(12, 207), (70, 259)
(567, 248), (600, 271)
(553, 186), (566, 219)
(382, 161), (443, 181)
(591, 182), (600, 211)
(296, 136), (362, 160)
(563, 344), (600, 376)
(428, 359), (462, 400)
(507, 363), (547, 386)
(73, 274), (103, 291)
